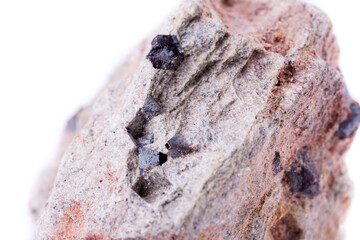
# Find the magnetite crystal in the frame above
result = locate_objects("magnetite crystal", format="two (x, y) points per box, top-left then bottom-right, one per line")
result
(146, 35), (184, 70)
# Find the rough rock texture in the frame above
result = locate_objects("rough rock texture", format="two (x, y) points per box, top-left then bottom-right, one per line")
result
(33, 0), (359, 239)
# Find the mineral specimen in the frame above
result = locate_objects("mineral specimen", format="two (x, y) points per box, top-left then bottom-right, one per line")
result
(32, 0), (359, 239)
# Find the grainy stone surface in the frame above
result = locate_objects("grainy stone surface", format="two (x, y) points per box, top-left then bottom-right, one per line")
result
(33, 0), (359, 239)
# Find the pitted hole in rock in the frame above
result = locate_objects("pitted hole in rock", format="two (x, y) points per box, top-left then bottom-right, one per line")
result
(276, 63), (294, 86)
(126, 110), (147, 141)
(131, 172), (171, 202)
(222, 0), (237, 7)
(159, 153), (168, 165)
(270, 213), (303, 240)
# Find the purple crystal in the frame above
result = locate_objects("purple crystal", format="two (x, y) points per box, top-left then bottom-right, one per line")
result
(146, 35), (184, 70)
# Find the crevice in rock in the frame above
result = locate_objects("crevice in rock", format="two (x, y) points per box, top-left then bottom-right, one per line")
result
(239, 50), (265, 75)
(132, 172), (171, 203)
(178, 15), (202, 41)
(221, 0), (237, 7)
(270, 213), (303, 240)
(159, 152), (168, 165)
(275, 62), (295, 87)
(182, 60), (219, 93)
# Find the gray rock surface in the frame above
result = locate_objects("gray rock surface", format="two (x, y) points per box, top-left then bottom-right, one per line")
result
(33, 0), (359, 239)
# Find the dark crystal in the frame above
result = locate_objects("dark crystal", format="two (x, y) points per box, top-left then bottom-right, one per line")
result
(138, 147), (168, 173)
(142, 94), (162, 121)
(138, 147), (160, 170)
(137, 133), (154, 147)
(146, 35), (184, 70)
(166, 134), (192, 158)
(272, 152), (283, 175)
(284, 147), (320, 199)
(335, 103), (360, 139)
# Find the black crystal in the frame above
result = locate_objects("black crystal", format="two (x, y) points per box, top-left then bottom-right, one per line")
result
(146, 35), (184, 70)
(166, 134), (193, 158)
(142, 94), (162, 121)
(335, 103), (360, 139)
(272, 152), (283, 175)
(137, 133), (154, 147)
(284, 147), (320, 199)
(138, 147), (161, 171)
(138, 147), (168, 173)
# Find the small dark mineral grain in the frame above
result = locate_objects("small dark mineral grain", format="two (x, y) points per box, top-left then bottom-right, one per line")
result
(272, 152), (283, 175)
(137, 133), (154, 147)
(138, 147), (168, 173)
(284, 147), (320, 198)
(126, 95), (162, 146)
(126, 110), (147, 140)
(139, 147), (161, 171)
(146, 35), (184, 70)
(142, 94), (162, 121)
(335, 103), (360, 139)
(166, 134), (193, 158)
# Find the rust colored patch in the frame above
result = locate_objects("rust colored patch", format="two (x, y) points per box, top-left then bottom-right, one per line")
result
(54, 200), (86, 239)
(263, 31), (290, 55)
(197, 223), (224, 240)
(264, 62), (295, 117)
(105, 171), (120, 194)
(86, 235), (105, 240)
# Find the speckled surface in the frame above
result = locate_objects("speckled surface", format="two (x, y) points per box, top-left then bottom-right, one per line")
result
(33, 0), (358, 239)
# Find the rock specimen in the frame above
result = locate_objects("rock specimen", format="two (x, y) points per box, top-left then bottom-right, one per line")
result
(33, 0), (359, 239)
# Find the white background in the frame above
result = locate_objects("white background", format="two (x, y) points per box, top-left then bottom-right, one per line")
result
(0, 0), (358, 239)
